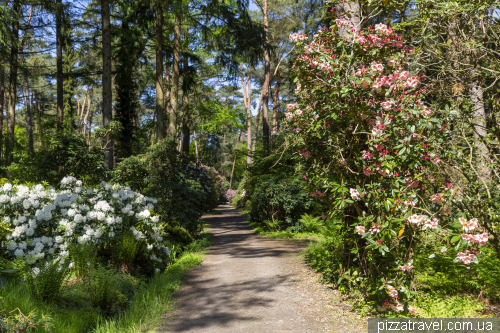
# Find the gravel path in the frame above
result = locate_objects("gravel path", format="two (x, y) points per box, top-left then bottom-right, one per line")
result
(158, 205), (366, 333)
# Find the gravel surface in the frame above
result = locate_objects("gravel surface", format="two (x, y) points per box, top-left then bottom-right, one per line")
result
(158, 205), (367, 333)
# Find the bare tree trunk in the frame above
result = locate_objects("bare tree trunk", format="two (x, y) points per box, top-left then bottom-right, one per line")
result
(156, 0), (164, 142)
(260, 0), (271, 146)
(56, 0), (64, 133)
(272, 69), (280, 137)
(240, 63), (253, 165)
(78, 87), (88, 131)
(230, 130), (242, 189)
(252, 89), (263, 153)
(35, 95), (43, 150)
(470, 81), (490, 178)
(24, 74), (33, 154)
(6, 0), (20, 170)
(0, 61), (4, 164)
(181, 56), (190, 155)
(83, 86), (93, 136)
(193, 129), (199, 160)
(169, 4), (181, 136)
(165, 56), (171, 135)
(335, 1), (361, 36)
(101, 0), (113, 170)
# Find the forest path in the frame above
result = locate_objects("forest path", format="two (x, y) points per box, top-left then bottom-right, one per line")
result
(158, 205), (365, 333)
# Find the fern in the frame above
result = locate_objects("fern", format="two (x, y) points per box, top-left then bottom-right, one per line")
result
(299, 214), (322, 233)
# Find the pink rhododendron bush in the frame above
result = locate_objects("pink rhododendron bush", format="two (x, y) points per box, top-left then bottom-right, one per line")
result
(286, 20), (490, 314)
(1, 177), (170, 273)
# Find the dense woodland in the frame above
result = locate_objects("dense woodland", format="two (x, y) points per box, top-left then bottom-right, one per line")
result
(1, 0), (500, 331)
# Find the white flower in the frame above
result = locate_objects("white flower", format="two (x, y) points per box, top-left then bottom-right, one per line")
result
(26, 227), (35, 237)
(55, 236), (64, 244)
(67, 208), (76, 217)
(2, 183), (12, 191)
(138, 210), (151, 219)
(76, 180), (83, 187)
(14, 248), (24, 257)
(94, 230), (103, 239)
(147, 244), (153, 251)
(6, 240), (17, 251)
(106, 216), (115, 225)
(0, 195), (10, 204)
(151, 216), (159, 223)
(96, 212), (106, 221)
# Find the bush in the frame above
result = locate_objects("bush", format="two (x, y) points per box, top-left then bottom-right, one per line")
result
(25, 258), (69, 300)
(249, 176), (315, 232)
(69, 243), (97, 279)
(89, 265), (118, 314)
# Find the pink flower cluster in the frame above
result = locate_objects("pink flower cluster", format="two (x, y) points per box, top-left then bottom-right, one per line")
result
(368, 223), (381, 235)
(381, 101), (396, 110)
(456, 251), (476, 265)
(299, 151), (311, 158)
(290, 33), (308, 42)
(374, 23), (392, 35)
(424, 218), (439, 229)
(350, 188), (362, 200)
(362, 151), (373, 160)
(459, 217), (478, 232)
(398, 261), (414, 271)
(335, 19), (354, 28)
(355, 225), (365, 235)
(461, 232), (488, 246)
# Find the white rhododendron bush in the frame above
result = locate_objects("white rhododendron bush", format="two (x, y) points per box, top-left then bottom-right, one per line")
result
(1, 177), (170, 269)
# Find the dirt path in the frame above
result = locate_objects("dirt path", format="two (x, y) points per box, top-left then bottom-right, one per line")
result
(158, 205), (366, 333)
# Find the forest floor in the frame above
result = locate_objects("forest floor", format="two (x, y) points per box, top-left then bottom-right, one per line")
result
(158, 205), (367, 333)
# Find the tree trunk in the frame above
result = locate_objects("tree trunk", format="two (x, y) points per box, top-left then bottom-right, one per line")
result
(6, 0), (20, 169)
(252, 89), (263, 153)
(230, 130), (242, 189)
(56, 0), (64, 133)
(272, 69), (280, 137)
(83, 86), (93, 136)
(35, 94), (43, 150)
(470, 81), (490, 179)
(261, 0), (271, 146)
(181, 56), (190, 155)
(155, 0), (164, 142)
(165, 55), (171, 135)
(0, 61), (4, 164)
(240, 64), (253, 165)
(169, 4), (181, 136)
(24, 74), (33, 154)
(335, 1), (361, 37)
(101, 0), (113, 170)
(193, 129), (199, 160)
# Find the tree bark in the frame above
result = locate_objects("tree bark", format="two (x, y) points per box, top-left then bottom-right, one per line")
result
(83, 86), (93, 136)
(230, 130), (242, 189)
(165, 55), (171, 135)
(272, 69), (280, 137)
(335, 1), (361, 37)
(6, 0), (20, 169)
(56, 0), (64, 133)
(101, 0), (113, 169)
(260, 0), (271, 146)
(470, 81), (490, 179)
(155, 0), (164, 142)
(252, 89), (263, 153)
(0, 61), (4, 164)
(169, 3), (181, 136)
(35, 94), (43, 150)
(193, 129), (199, 160)
(181, 56), (190, 154)
(240, 63), (253, 165)
(24, 74), (33, 154)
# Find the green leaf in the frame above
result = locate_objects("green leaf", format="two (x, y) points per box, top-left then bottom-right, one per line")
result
(450, 235), (461, 243)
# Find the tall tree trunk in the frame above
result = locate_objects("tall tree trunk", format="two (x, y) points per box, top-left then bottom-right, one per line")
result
(169, 4), (181, 136)
(6, 0), (20, 170)
(181, 57), (190, 155)
(260, 0), (271, 146)
(24, 74), (33, 154)
(0, 61), (4, 164)
(240, 64), (253, 165)
(252, 89), (263, 153)
(101, 0), (113, 169)
(470, 81), (490, 179)
(155, 0), (164, 142)
(56, 0), (64, 133)
(230, 130), (242, 189)
(335, 1), (361, 37)
(34, 94), (43, 151)
(83, 86), (93, 136)
(193, 129), (199, 160)
(165, 56), (171, 135)
(272, 69), (280, 137)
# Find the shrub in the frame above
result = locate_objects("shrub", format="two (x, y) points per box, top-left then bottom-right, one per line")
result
(249, 176), (315, 232)
(24, 258), (69, 300)
(89, 265), (118, 313)
(111, 230), (143, 271)
(70, 243), (97, 279)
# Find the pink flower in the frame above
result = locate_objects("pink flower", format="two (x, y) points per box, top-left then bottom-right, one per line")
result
(362, 151), (373, 160)
(355, 225), (365, 235)
(300, 151), (312, 158)
(363, 167), (373, 177)
(371, 61), (384, 73)
(372, 128), (383, 136)
(285, 112), (294, 119)
(424, 218), (439, 229)
(375, 23), (388, 33)
(381, 101), (395, 110)
(360, 79), (370, 89)
(390, 302), (404, 313)
(372, 81), (383, 91)
(350, 188), (360, 200)
(430, 193), (442, 203)
(387, 285), (398, 298)
(387, 57), (396, 66)
(433, 157), (441, 163)
(295, 109), (303, 116)
(421, 107), (432, 116)
(459, 217), (478, 232)
(408, 214), (426, 226)
(310, 191), (317, 197)
(317, 191), (326, 197)
(375, 144), (384, 151)
(408, 306), (418, 316)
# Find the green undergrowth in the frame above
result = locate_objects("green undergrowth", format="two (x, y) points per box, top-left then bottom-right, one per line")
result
(304, 238), (499, 319)
(0, 231), (212, 333)
(245, 217), (323, 241)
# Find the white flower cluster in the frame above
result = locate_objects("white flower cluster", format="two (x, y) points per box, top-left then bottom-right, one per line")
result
(1, 178), (169, 266)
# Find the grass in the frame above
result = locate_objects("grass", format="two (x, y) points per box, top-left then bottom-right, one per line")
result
(0, 231), (212, 333)
(244, 216), (323, 241)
